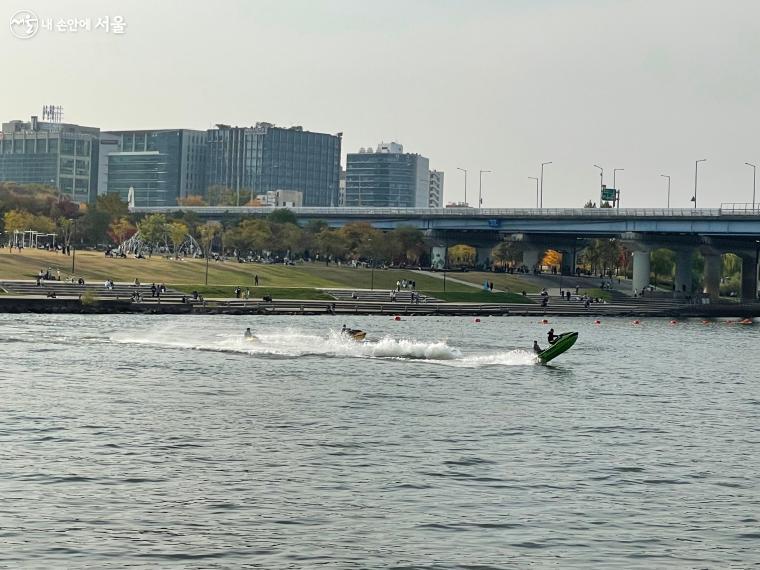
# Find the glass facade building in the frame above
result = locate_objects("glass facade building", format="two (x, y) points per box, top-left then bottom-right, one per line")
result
(345, 144), (430, 207)
(0, 117), (100, 203)
(103, 129), (206, 207)
(206, 123), (341, 206)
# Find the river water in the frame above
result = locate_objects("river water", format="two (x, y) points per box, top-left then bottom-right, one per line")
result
(1, 313), (759, 568)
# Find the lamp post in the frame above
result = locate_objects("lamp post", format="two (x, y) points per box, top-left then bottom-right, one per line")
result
(478, 170), (491, 208)
(693, 159), (706, 208)
(540, 161), (552, 208)
(593, 164), (603, 185)
(660, 174), (671, 208)
(529, 176), (539, 208)
(746, 162), (757, 210)
(457, 167), (468, 205)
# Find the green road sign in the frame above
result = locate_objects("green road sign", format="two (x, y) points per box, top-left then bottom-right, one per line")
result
(601, 187), (617, 201)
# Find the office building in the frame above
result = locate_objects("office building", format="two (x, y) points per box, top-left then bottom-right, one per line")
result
(206, 123), (341, 206)
(429, 169), (444, 208)
(256, 189), (304, 208)
(344, 142), (430, 207)
(102, 129), (206, 207)
(0, 116), (100, 203)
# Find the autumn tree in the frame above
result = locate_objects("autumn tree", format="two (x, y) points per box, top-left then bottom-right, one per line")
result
(167, 220), (189, 257)
(107, 217), (137, 246)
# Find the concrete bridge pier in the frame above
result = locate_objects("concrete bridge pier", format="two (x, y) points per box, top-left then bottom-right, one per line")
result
(560, 249), (575, 275)
(632, 249), (651, 294)
(430, 245), (447, 270)
(673, 249), (694, 297)
(702, 253), (721, 300)
(522, 247), (543, 271)
(741, 254), (758, 301)
(476, 246), (493, 269)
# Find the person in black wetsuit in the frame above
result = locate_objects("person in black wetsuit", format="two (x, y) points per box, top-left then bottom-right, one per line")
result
(244, 327), (253, 340)
(547, 328), (559, 344)
(533, 340), (542, 353)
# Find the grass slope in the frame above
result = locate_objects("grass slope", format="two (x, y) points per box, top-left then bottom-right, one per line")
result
(0, 250), (481, 292)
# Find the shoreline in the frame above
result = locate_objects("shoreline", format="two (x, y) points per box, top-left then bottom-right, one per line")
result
(1, 297), (757, 318)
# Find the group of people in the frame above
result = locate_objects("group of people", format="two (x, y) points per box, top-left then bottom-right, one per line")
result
(234, 287), (251, 299)
(395, 279), (416, 292)
(35, 267), (60, 285)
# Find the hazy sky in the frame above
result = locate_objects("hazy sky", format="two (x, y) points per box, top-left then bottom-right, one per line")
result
(4, 0), (760, 208)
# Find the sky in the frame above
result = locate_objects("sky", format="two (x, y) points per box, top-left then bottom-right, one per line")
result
(3, 0), (760, 208)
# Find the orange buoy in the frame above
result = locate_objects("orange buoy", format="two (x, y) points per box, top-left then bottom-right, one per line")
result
(632, 320), (641, 325)
(394, 315), (401, 321)
(474, 318), (481, 323)
(670, 320), (677, 325)
(594, 319), (601, 325)
(739, 318), (753, 325)
(541, 319), (549, 324)
(702, 320), (710, 325)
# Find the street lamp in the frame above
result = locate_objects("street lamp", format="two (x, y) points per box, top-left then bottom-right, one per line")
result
(529, 176), (539, 208)
(540, 162), (552, 208)
(593, 164), (604, 186)
(457, 167), (468, 205)
(660, 174), (671, 208)
(478, 170), (491, 208)
(693, 159), (706, 208)
(745, 162), (756, 210)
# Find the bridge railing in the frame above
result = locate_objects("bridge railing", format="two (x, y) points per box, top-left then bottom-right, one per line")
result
(719, 203), (760, 214)
(131, 206), (751, 218)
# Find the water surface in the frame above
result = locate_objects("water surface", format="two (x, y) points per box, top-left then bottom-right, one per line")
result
(1, 314), (759, 568)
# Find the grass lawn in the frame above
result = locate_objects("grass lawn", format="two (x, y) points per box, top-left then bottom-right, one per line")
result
(449, 271), (542, 294)
(427, 291), (535, 304)
(584, 288), (613, 302)
(0, 249), (474, 292)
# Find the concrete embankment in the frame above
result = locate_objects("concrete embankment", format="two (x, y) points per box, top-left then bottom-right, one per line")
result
(0, 296), (758, 318)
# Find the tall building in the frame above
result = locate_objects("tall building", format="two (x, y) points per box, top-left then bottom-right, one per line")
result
(344, 142), (430, 207)
(0, 116), (100, 203)
(206, 122), (341, 206)
(101, 129), (206, 207)
(429, 170), (444, 208)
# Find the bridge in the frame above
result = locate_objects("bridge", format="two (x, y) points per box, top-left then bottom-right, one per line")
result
(131, 205), (760, 301)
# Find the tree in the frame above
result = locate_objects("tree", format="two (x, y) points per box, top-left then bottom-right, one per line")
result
(491, 241), (523, 268)
(96, 193), (129, 219)
(650, 248), (675, 286)
(79, 209), (111, 245)
(268, 209), (298, 225)
(177, 195), (207, 206)
(542, 249), (562, 268)
(388, 226), (426, 265)
(207, 185), (237, 206)
(108, 217), (137, 246)
(448, 244), (476, 266)
(316, 229), (350, 260)
(167, 221), (189, 257)
(584, 200), (597, 208)
(3, 210), (55, 234)
(138, 213), (168, 249)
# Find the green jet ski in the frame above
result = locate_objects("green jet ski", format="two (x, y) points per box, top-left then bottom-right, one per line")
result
(537, 332), (578, 364)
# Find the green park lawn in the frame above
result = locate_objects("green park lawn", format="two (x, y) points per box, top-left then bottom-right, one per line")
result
(0, 249), (495, 296)
(446, 271), (542, 294)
